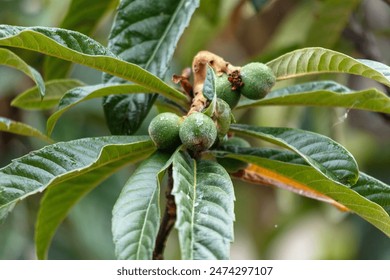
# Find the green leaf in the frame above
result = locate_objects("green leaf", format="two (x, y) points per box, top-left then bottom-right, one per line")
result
(46, 84), (155, 136)
(0, 48), (45, 97)
(112, 151), (171, 260)
(44, 0), (116, 79)
(229, 153), (390, 237)
(32, 136), (156, 259)
(237, 81), (390, 113)
(103, 94), (158, 135)
(212, 146), (347, 209)
(358, 59), (390, 81)
(230, 124), (359, 185)
(103, 0), (199, 135)
(266, 47), (390, 87)
(203, 65), (217, 101)
(203, 65), (218, 118)
(0, 117), (53, 143)
(305, 0), (361, 48)
(11, 79), (85, 110)
(352, 172), (390, 215)
(105, 0), (199, 78)
(172, 151), (235, 260)
(0, 25), (187, 102)
(213, 145), (307, 166)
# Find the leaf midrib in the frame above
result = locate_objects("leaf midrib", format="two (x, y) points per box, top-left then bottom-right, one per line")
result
(190, 157), (197, 260)
(49, 142), (152, 185)
(1, 140), (154, 209)
(136, 176), (158, 259)
(231, 125), (356, 183)
(144, 0), (185, 71)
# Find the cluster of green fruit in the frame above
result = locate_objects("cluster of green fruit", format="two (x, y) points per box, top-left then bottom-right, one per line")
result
(148, 62), (275, 171)
(216, 62), (276, 109)
(148, 111), (217, 152)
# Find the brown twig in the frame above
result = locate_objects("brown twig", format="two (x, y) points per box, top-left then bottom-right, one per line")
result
(156, 52), (241, 258)
(188, 51), (241, 115)
(153, 166), (176, 260)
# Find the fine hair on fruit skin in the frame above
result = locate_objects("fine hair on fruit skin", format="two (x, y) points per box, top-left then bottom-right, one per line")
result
(148, 112), (182, 151)
(179, 112), (217, 152)
(213, 98), (232, 142)
(215, 73), (241, 109)
(240, 62), (276, 100)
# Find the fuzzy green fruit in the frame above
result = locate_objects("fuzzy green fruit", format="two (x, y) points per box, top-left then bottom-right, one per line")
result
(218, 137), (251, 173)
(240, 62), (275, 100)
(214, 98), (231, 141)
(148, 112), (182, 151)
(215, 74), (241, 109)
(179, 112), (217, 152)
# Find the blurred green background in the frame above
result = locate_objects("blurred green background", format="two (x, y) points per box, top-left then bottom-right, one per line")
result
(0, 0), (389, 259)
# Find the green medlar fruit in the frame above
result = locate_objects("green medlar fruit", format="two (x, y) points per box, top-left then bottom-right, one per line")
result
(179, 112), (217, 152)
(148, 112), (182, 151)
(217, 137), (251, 173)
(215, 73), (241, 109)
(213, 98), (232, 141)
(240, 62), (276, 100)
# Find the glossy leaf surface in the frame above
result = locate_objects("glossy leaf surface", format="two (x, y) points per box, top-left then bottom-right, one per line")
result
(227, 153), (390, 237)
(46, 84), (155, 136)
(0, 48), (45, 97)
(112, 152), (171, 260)
(237, 81), (390, 113)
(172, 152), (235, 259)
(230, 124), (359, 185)
(44, 0), (115, 79)
(0, 25), (186, 102)
(11, 79), (85, 110)
(0, 117), (52, 143)
(267, 47), (390, 88)
(103, 0), (199, 135)
(0, 136), (156, 257)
